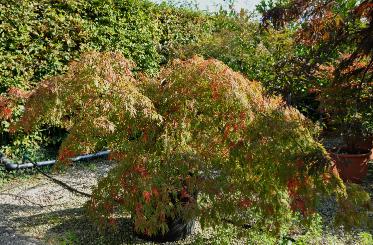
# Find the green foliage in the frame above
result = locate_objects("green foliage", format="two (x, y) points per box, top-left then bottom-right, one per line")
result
(178, 12), (264, 78)
(294, 214), (323, 245)
(16, 51), (162, 158)
(177, 10), (323, 120)
(319, 67), (373, 140)
(154, 2), (214, 64)
(193, 224), (241, 245)
(192, 215), (325, 244)
(0, 0), (213, 92)
(335, 183), (372, 230)
(358, 232), (373, 245)
(59, 230), (79, 245)
(257, 0), (373, 139)
(211, 225), (239, 245)
(0, 0), (89, 92)
(84, 0), (162, 74)
(17, 52), (345, 238)
(1, 131), (43, 161)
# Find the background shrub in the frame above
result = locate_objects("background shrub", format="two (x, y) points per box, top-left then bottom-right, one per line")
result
(0, 0), (213, 92)
(176, 10), (325, 120)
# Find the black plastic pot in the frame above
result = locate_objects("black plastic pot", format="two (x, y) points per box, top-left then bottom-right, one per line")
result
(135, 216), (196, 243)
(135, 188), (198, 242)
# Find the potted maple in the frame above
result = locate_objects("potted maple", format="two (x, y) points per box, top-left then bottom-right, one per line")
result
(318, 57), (372, 183)
(332, 129), (372, 183)
(15, 52), (346, 241)
(318, 55), (372, 183)
(258, 0), (373, 183)
(323, 92), (372, 183)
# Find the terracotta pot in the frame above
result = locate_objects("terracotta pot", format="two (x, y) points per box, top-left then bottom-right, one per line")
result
(330, 148), (371, 183)
(345, 136), (373, 160)
(354, 137), (373, 160)
(358, 137), (373, 148)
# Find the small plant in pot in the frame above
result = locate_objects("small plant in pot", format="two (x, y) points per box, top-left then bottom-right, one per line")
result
(328, 114), (372, 183)
(16, 52), (352, 242)
(257, 0), (373, 183)
(318, 51), (372, 183)
(341, 113), (372, 154)
(320, 66), (372, 183)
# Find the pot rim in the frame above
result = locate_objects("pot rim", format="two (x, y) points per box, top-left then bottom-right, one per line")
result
(330, 147), (372, 158)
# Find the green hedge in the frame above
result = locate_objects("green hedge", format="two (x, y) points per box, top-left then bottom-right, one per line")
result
(0, 0), (213, 93)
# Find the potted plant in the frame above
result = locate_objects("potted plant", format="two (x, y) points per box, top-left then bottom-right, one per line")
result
(328, 113), (372, 183)
(320, 71), (372, 183)
(15, 52), (345, 241)
(132, 178), (199, 242)
(316, 63), (373, 182)
(257, 0), (373, 183)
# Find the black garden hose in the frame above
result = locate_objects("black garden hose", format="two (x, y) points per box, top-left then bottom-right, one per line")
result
(23, 155), (92, 198)
(0, 150), (110, 171)
(0, 150), (110, 197)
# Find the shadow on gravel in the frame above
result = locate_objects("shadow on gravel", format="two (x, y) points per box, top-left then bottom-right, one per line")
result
(0, 225), (42, 245)
(45, 208), (139, 245)
(0, 204), (44, 245)
(0, 203), (41, 215)
(9, 206), (140, 244)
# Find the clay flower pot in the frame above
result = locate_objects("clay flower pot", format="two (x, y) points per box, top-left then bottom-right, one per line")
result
(355, 137), (373, 160)
(344, 136), (373, 160)
(330, 148), (371, 183)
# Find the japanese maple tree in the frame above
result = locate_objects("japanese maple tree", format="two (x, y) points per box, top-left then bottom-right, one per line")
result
(16, 52), (346, 237)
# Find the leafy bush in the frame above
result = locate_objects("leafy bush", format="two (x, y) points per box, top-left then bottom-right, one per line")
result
(15, 52), (161, 158)
(177, 12), (264, 78)
(317, 58), (373, 143)
(0, 0), (213, 92)
(177, 10), (324, 120)
(16, 52), (345, 239)
(335, 183), (372, 229)
(359, 232), (373, 245)
(0, 0), (89, 92)
(154, 2), (213, 64)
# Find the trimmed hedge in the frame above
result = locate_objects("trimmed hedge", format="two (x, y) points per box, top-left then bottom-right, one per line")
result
(0, 0), (213, 93)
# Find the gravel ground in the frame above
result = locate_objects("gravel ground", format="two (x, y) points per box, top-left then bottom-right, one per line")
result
(0, 156), (372, 245)
(0, 160), (202, 245)
(317, 137), (373, 244)
(314, 163), (373, 245)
